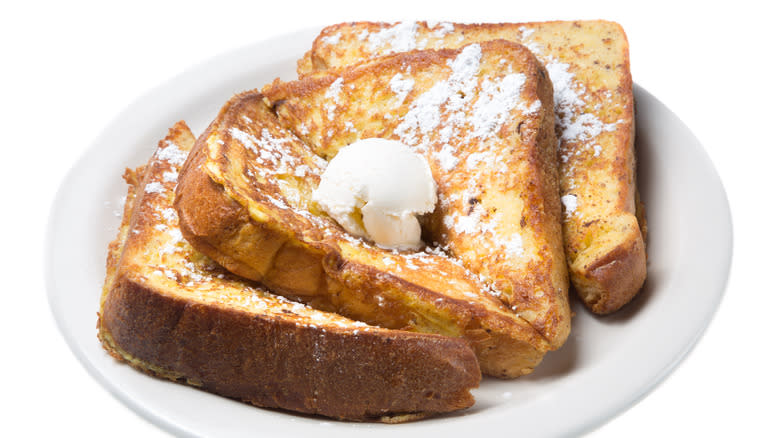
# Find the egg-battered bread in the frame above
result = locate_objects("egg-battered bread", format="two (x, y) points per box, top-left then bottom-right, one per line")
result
(299, 20), (646, 314)
(175, 40), (569, 377)
(98, 121), (481, 422)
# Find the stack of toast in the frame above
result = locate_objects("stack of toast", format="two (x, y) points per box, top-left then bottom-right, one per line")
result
(99, 20), (646, 422)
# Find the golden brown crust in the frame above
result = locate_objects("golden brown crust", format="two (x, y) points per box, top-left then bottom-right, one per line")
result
(572, 224), (646, 314)
(175, 41), (564, 377)
(99, 122), (481, 421)
(175, 94), (549, 377)
(101, 275), (479, 420)
(300, 20), (646, 315)
(267, 41), (569, 346)
(562, 24), (645, 314)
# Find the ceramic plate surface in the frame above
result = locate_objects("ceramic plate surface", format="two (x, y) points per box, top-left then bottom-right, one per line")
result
(46, 27), (732, 438)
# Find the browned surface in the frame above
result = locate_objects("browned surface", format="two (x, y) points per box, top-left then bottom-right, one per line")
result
(98, 122), (480, 421)
(265, 41), (569, 348)
(300, 20), (646, 314)
(176, 92), (550, 378)
(176, 40), (567, 377)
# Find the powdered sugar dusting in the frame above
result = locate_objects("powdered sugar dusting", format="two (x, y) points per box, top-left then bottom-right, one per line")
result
(155, 140), (188, 166)
(368, 21), (420, 54)
(324, 78), (344, 121)
(546, 60), (585, 125)
(514, 29), (621, 163)
(561, 112), (617, 141)
(468, 73), (527, 139)
(394, 44), (482, 148)
(144, 181), (165, 194)
(517, 26), (535, 40)
(431, 21), (454, 38)
(389, 73), (414, 104)
(525, 99), (541, 115)
(504, 234), (524, 258)
(531, 56), (619, 163)
(395, 81), (449, 145)
(229, 127), (302, 177)
(161, 208), (177, 223)
(162, 171), (178, 183)
(433, 143), (459, 171)
(465, 151), (490, 170)
(134, 135), (373, 327)
(321, 32), (341, 46)
(160, 226), (183, 255)
(561, 194), (578, 216)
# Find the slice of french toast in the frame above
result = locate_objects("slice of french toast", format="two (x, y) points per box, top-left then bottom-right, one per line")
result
(175, 40), (569, 377)
(299, 20), (646, 314)
(98, 121), (481, 422)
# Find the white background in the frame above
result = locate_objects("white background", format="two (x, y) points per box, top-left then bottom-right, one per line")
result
(3, 0), (777, 436)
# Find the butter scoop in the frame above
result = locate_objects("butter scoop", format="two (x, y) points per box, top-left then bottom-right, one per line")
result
(313, 138), (437, 250)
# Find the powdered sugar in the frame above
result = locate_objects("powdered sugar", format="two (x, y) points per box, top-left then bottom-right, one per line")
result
(561, 112), (617, 142)
(394, 44), (482, 147)
(324, 78), (344, 121)
(447, 43), (481, 86)
(452, 212), (481, 235)
(561, 194), (578, 216)
(155, 140), (188, 166)
(546, 60), (584, 123)
(321, 32), (341, 46)
(325, 77), (344, 100)
(229, 127), (300, 176)
(465, 151), (490, 170)
(160, 227), (183, 255)
(162, 170), (178, 183)
(144, 181), (165, 194)
(229, 127), (261, 153)
(160, 208), (177, 223)
(368, 21), (420, 54)
(433, 143), (459, 171)
(431, 21), (454, 38)
(525, 99), (542, 115)
(394, 43), (530, 153)
(468, 73), (527, 139)
(504, 233), (524, 258)
(359, 21), (618, 163)
(517, 26), (535, 40)
(395, 81), (450, 145)
(538, 58), (618, 157)
(389, 73), (414, 104)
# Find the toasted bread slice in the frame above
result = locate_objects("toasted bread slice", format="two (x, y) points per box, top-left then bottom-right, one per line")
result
(175, 40), (569, 377)
(299, 20), (646, 314)
(98, 121), (480, 421)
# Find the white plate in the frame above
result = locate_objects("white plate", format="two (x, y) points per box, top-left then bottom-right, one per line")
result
(46, 27), (732, 438)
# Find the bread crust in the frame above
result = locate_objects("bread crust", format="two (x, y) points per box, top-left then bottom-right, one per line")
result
(572, 224), (646, 314)
(99, 122), (481, 421)
(101, 275), (479, 420)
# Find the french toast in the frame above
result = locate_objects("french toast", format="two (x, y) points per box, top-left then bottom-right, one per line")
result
(299, 20), (647, 314)
(175, 40), (570, 377)
(98, 121), (481, 422)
